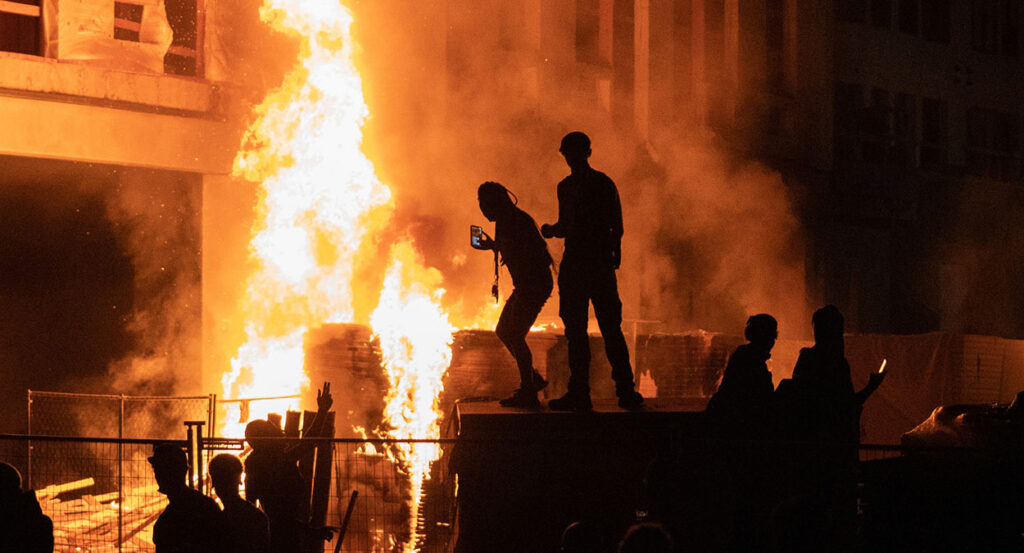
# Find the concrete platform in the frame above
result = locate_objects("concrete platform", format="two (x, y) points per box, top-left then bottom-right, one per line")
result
(448, 397), (707, 553)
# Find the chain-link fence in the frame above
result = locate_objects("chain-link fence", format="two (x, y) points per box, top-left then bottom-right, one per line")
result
(25, 391), (215, 494)
(0, 434), (455, 553)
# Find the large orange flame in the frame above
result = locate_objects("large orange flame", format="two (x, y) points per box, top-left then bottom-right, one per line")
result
(370, 241), (455, 551)
(223, 1), (454, 549)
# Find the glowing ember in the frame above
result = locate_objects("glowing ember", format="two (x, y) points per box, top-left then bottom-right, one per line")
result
(223, 0), (454, 549)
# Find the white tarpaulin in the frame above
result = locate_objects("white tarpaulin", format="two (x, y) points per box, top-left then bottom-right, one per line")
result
(43, 0), (173, 73)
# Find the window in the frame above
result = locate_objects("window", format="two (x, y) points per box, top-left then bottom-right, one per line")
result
(837, 0), (868, 24)
(898, 0), (918, 34)
(921, 0), (950, 43)
(972, 0), (1020, 58)
(871, 0), (892, 28)
(163, 0), (202, 76)
(112, 0), (202, 76)
(862, 88), (893, 164)
(766, 0), (785, 92)
(967, 107), (1020, 181)
(834, 82), (865, 163)
(920, 97), (948, 169)
(893, 92), (916, 167)
(576, 0), (601, 64)
(0, 0), (41, 55)
(114, 2), (145, 42)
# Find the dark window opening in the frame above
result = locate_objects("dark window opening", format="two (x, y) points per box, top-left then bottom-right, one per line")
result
(113, 2), (144, 42)
(0, 0), (41, 56)
(920, 97), (948, 169)
(967, 107), (1021, 181)
(834, 82), (865, 163)
(766, 0), (785, 92)
(164, 0), (201, 76)
(921, 0), (950, 43)
(972, 0), (1020, 58)
(871, 0), (893, 28)
(837, 0), (868, 24)
(893, 92), (916, 167)
(576, 0), (601, 64)
(899, 0), (919, 34)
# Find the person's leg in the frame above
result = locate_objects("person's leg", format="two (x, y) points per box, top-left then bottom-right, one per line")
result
(591, 267), (642, 408)
(591, 267), (633, 390)
(495, 291), (535, 388)
(558, 264), (592, 398)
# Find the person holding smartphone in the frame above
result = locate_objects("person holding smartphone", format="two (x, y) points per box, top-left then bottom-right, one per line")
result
(474, 181), (554, 408)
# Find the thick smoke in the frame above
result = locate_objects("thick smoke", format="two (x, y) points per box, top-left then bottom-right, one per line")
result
(346, 2), (810, 337)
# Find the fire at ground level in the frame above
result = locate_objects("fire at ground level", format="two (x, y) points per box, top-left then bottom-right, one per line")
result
(6, 326), (1024, 552)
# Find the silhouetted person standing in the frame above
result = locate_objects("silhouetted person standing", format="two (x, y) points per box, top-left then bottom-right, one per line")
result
(541, 131), (643, 411)
(790, 305), (884, 444)
(0, 461), (52, 553)
(148, 444), (222, 553)
(705, 314), (779, 553)
(245, 383), (333, 553)
(783, 305), (885, 553)
(706, 314), (778, 438)
(475, 181), (553, 408)
(209, 453), (271, 553)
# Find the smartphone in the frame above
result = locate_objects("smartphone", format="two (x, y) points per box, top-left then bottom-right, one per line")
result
(470, 225), (484, 249)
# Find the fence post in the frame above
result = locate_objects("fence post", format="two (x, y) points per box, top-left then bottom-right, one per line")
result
(26, 390), (32, 489)
(118, 394), (125, 553)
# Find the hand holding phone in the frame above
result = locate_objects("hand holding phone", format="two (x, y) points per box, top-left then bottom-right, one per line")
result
(470, 225), (493, 250)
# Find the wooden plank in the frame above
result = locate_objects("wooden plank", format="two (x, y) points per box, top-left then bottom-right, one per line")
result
(0, 0), (40, 17)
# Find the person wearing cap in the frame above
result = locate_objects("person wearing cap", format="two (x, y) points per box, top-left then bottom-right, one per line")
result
(541, 131), (643, 411)
(475, 181), (554, 408)
(0, 461), (53, 553)
(209, 453), (270, 553)
(148, 444), (222, 553)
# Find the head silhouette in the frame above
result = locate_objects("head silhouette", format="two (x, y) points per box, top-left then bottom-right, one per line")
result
(148, 444), (188, 495)
(560, 520), (603, 553)
(618, 523), (673, 553)
(245, 418), (284, 452)
(0, 462), (21, 501)
(478, 181), (515, 222)
(208, 453), (243, 498)
(745, 314), (778, 351)
(559, 131), (592, 171)
(812, 305), (844, 346)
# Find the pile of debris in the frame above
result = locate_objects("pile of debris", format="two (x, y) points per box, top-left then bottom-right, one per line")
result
(36, 478), (167, 553)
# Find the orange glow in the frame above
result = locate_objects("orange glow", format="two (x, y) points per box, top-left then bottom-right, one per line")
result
(370, 241), (455, 551)
(223, 1), (454, 549)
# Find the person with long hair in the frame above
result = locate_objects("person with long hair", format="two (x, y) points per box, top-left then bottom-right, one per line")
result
(476, 181), (554, 408)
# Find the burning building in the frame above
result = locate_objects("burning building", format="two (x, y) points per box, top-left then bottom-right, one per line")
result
(3, 0), (1024, 550)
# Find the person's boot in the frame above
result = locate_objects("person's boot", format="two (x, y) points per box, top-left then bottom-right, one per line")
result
(499, 389), (541, 409)
(617, 390), (644, 411)
(548, 391), (592, 412)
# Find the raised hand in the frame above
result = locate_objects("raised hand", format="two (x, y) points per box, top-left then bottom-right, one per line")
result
(316, 381), (333, 413)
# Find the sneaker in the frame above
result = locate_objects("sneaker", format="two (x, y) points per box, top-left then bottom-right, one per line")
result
(617, 390), (644, 411)
(499, 389), (541, 409)
(548, 392), (592, 412)
(530, 370), (548, 392)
